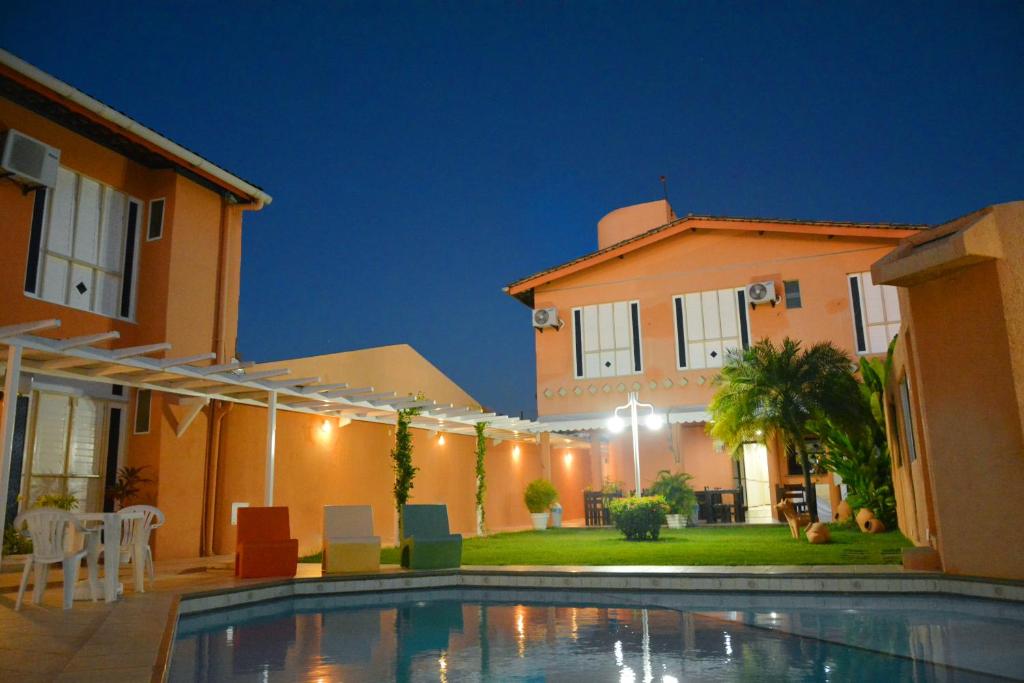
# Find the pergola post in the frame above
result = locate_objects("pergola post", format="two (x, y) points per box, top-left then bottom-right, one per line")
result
(264, 390), (277, 506)
(0, 344), (23, 566)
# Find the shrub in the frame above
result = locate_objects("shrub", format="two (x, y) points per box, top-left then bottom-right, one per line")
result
(3, 525), (32, 556)
(649, 470), (697, 515)
(34, 493), (78, 511)
(609, 496), (669, 541)
(524, 479), (558, 513)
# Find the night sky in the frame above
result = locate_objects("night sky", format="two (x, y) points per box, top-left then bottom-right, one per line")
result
(3, 2), (1021, 418)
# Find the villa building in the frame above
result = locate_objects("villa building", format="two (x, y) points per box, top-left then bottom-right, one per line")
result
(0, 50), (568, 561)
(506, 199), (924, 522)
(872, 201), (1024, 580)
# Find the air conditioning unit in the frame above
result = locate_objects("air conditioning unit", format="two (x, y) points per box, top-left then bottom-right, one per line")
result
(532, 307), (562, 330)
(746, 281), (777, 306)
(1, 129), (60, 189)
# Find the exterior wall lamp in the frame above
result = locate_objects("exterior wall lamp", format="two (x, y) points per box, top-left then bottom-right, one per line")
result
(607, 391), (663, 497)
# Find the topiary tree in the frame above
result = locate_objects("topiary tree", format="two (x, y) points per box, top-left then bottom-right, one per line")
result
(609, 496), (669, 541)
(524, 479), (558, 513)
(474, 422), (487, 535)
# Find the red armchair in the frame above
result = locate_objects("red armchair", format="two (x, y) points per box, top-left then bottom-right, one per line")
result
(235, 507), (298, 579)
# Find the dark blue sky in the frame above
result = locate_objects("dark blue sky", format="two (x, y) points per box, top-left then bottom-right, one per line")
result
(4, 2), (1022, 417)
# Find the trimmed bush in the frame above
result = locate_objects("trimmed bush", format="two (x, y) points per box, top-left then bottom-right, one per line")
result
(524, 479), (558, 513)
(609, 496), (669, 541)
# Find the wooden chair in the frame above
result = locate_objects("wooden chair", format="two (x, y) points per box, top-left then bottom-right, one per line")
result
(235, 507), (298, 578)
(775, 484), (809, 515)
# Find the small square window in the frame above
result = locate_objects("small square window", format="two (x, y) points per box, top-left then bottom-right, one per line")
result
(147, 198), (165, 241)
(784, 280), (802, 308)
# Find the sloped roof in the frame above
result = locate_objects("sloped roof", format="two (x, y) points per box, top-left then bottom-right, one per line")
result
(0, 48), (271, 206)
(505, 213), (928, 306)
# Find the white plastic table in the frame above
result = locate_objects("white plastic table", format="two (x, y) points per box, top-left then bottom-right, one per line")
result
(75, 511), (145, 603)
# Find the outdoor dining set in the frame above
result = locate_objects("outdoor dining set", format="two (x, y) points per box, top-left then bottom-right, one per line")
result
(11, 505), (164, 610)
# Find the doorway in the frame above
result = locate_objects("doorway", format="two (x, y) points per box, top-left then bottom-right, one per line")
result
(741, 443), (773, 523)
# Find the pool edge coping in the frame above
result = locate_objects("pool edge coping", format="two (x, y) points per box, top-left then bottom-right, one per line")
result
(153, 567), (1024, 682)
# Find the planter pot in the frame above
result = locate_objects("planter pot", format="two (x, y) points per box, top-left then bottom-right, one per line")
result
(530, 512), (550, 530)
(666, 514), (685, 529)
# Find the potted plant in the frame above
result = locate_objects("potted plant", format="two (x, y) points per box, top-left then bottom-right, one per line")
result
(524, 479), (558, 530)
(649, 470), (697, 529)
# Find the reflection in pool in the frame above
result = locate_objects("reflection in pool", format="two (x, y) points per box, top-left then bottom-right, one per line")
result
(169, 588), (1024, 681)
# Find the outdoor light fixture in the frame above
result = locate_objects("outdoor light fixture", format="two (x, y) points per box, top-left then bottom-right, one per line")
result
(320, 419), (332, 435)
(564, 452), (573, 466)
(512, 444), (521, 459)
(607, 391), (664, 497)
(438, 433), (446, 446)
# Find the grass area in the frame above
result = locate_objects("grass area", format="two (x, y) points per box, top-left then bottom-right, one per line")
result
(302, 525), (910, 566)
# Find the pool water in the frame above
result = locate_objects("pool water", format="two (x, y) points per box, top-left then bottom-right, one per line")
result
(169, 588), (1024, 682)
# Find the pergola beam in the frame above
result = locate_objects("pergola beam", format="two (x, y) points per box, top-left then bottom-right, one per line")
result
(0, 319), (61, 339)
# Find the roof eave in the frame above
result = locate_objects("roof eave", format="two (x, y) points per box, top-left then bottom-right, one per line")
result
(0, 49), (272, 207)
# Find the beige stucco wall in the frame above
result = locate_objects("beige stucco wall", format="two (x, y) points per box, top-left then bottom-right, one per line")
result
(258, 345), (480, 408)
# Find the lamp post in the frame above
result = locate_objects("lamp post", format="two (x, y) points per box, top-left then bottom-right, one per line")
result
(607, 392), (663, 497)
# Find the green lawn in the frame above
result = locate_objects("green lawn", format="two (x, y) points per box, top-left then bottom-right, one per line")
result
(304, 525), (910, 566)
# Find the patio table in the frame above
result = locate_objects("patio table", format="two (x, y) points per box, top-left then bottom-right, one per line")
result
(75, 510), (145, 603)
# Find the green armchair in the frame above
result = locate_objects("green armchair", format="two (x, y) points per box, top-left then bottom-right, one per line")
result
(399, 504), (463, 569)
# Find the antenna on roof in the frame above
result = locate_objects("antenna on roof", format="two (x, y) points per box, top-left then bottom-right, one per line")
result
(659, 175), (674, 219)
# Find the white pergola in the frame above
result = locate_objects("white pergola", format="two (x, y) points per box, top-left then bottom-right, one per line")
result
(0, 319), (551, 563)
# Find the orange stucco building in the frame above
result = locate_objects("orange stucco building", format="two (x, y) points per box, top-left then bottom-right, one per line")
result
(507, 199), (923, 522)
(0, 50), (579, 561)
(872, 201), (1024, 580)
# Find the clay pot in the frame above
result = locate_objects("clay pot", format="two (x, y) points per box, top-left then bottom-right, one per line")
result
(856, 508), (876, 533)
(833, 500), (852, 524)
(863, 518), (886, 534)
(805, 522), (831, 544)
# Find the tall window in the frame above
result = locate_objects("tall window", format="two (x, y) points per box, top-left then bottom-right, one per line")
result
(848, 271), (900, 354)
(572, 301), (642, 379)
(673, 288), (751, 370)
(25, 392), (110, 511)
(24, 166), (141, 320)
(898, 376), (919, 462)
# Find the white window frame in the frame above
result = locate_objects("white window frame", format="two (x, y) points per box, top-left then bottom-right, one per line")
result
(571, 300), (643, 379)
(146, 197), (166, 241)
(673, 287), (752, 370)
(23, 165), (142, 322)
(847, 271), (900, 355)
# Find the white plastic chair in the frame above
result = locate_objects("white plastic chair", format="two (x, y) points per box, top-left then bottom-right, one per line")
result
(14, 509), (96, 610)
(115, 505), (164, 589)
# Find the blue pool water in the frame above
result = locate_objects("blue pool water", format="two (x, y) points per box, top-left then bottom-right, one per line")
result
(169, 588), (1024, 681)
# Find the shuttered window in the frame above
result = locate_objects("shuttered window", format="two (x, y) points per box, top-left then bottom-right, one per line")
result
(571, 301), (643, 379)
(848, 271), (900, 354)
(27, 392), (107, 511)
(899, 376), (919, 462)
(25, 166), (141, 320)
(673, 288), (752, 370)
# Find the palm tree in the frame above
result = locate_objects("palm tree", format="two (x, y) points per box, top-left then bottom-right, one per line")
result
(707, 338), (864, 522)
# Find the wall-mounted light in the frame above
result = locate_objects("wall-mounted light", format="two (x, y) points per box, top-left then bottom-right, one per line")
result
(512, 444), (521, 460)
(320, 419), (332, 435)
(564, 452), (573, 466)
(438, 433), (446, 446)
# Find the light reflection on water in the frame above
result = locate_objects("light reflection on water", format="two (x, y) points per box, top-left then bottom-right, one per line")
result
(169, 590), (1023, 682)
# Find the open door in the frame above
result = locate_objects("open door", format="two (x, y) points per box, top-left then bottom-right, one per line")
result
(741, 443), (772, 523)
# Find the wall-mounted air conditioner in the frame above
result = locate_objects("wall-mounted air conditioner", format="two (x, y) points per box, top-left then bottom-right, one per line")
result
(746, 281), (778, 307)
(1, 129), (61, 189)
(532, 307), (562, 331)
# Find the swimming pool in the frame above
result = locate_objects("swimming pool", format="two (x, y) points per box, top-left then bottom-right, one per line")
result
(169, 588), (1024, 681)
